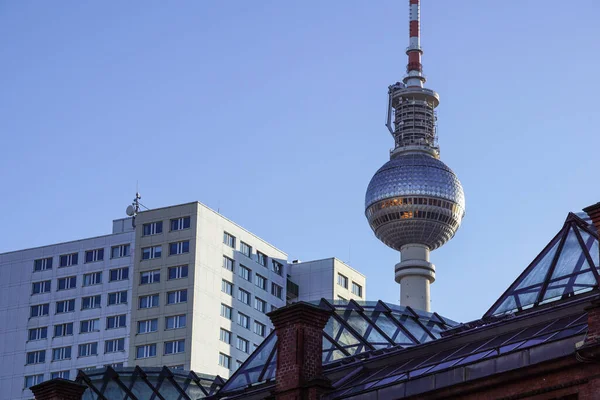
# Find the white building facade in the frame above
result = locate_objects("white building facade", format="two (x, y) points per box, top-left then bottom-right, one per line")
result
(0, 201), (366, 399)
(0, 218), (135, 400)
(288, 258), (366, 302)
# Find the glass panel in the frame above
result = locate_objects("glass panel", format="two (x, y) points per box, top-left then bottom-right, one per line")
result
(515, 237), (560, 290)
(573, 270), (597, 287)
(550, 228), (590, 279)
(578, 228), (599, 268)
(370, 312), (403, 341)
(517, 290), (539, 309)
(221, 333), (277, 392)
(394, 314), (430, 343)
(542, 277), (571, 302)
(493, 295), (518, 315)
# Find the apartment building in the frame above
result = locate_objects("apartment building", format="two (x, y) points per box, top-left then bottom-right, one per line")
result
(0, 201), (366, 400)
(0, 218), (135, 400)
(288, 258), (366, 302)
(128, 202), (288, 378)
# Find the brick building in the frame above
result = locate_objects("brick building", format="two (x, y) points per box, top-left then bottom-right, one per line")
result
(30, 203), (600, 399)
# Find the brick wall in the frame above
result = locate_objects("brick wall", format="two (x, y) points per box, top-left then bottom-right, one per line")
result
(268, 302), (331, 400)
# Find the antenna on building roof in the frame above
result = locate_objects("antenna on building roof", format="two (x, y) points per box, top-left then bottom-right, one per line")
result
(126, 192), (142, 227)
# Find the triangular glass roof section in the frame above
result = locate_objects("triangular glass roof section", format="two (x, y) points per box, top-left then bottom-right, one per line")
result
(485, 212), (600, 317)
(216, 299), (458, 397)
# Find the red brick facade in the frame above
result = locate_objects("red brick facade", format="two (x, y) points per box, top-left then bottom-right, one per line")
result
(268, 302), (331, 400)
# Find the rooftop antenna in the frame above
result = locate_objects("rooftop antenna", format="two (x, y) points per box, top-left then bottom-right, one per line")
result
(126, 191), (143, 227)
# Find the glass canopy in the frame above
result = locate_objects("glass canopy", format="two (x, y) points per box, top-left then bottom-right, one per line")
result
(217, 299), (457, 396)
(485, 212), (599, 317)
(76, 366), (223, 399)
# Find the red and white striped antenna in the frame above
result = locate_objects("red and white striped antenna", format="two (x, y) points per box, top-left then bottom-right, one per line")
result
(404, 0), (426, 88)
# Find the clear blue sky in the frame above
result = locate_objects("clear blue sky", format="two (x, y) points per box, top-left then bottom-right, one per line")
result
(1, 1), (599, 322)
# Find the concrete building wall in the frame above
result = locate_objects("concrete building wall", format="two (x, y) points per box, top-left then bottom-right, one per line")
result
(289, 258), (366, 303)
(0, 223), (135, 400)
(127, 202), (288, 378)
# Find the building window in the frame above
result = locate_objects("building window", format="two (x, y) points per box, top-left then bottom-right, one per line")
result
(140, 269), (160, 285)
(111, 244), (130, 259)
(219, 353), (231, 369)
(236, 337), (249, 353)
(106, 362), (124, 369)
(143, 221), (163, 236)
(109, 267), (129, 281)
(237, 312), (250, 329)
(30, 303), (49, 318)
(164, 340), (185, 355)
(223, 256), (234, 271)
(105, 338), (125, 353)
(26, 350), (46, 365)
(223, 232), (236, 248)
(352, 282), (363, 297)
(78, 342), (98, 357)
(255, 274), (267, 290)
(220, 328), (231, 344)
(139, 294), (159, 309)
(170, 216), (191, 231)
(59, 253), (78, 268)
(222, 279), (233, 295)
(108, 291), (127, 305)
(24, 374), (44, 388)
(56, 299), (75, 314)
(220, 303), (232, 320)
(85, 248), (104, 263)
(51, 371), (70, 380)
(337, 295), (346, 301)
(254, 297), (266, 313)
(271, 283), (283, 299)
(337, 273), (348, 289)
(168, 265), (188, 280)
(34, 257), (53, 272)
(52, 346), (72, 361)
(53, 323), (73, 337)
(272, 260), (283, 276)
(137, 319), (158, 334)
(136, 344), (157, 359)
(169, 240), (190, 256)
(238, 265), (251, 281)
(83, 272), (102, 286)
(170, 364), (184, 370)
(80, 319), (100, 333)
(142, 245), (162, 260)
(28, 327), (48, 341)
(165, 314), (186, 330)
(271, 305), (278, 312)
(32, 280), (51, 294)
(167, 289), (187, 304)
(257, 251), (267, 267)
(238, 288), (251, 305)
(57, 276), (77, 291)
(106, 314), (127, 329)
(235, 360), (243, 370)
(82, 295), (102, 310)
(254, 321), (266, 337)
(240, 242), (252, 258)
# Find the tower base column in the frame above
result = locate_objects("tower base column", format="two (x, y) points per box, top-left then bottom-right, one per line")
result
(395, 244), (435, 312)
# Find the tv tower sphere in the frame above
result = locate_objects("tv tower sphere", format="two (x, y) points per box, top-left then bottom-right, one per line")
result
(364, 0), (465, 312)
(365, 153), (465, 251)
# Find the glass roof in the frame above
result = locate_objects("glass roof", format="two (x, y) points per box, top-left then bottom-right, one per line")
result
(329, 311), (588, 398)
(217, 299), (457, 396)
(76, 366), (223, 399)
(485, 212), (599, 317)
